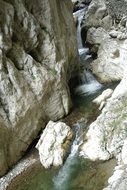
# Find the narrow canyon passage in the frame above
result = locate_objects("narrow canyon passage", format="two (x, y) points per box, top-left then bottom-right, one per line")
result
(1, 0), (127, 190)
(0, 4), (117, 190)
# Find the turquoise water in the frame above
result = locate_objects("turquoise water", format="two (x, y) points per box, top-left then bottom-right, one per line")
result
(6, 6), (119, 189)
(7, 82), (118, 190)
(8, 155), (116, 190)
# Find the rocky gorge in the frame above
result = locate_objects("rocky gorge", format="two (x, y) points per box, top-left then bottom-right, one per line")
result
(1, 0), (127, 190)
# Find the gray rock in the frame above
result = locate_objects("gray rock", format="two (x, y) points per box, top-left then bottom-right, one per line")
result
(81, 0), (111, 30)
(81, 74), (127, 162)
(84, 1), (127, 82)
(0, 150), (40, 190)
(0, 0), (79, 176)
(91, 38), (127, 82)
(86, 27), (108, 45)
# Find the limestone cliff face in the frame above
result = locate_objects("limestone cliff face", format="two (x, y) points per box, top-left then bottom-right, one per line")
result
(0, 0), (79, 176)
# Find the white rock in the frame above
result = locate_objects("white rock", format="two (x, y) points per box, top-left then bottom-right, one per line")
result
(81, 75), (127, 161)
(80, 121), (111, 161)
(104, 165), (127, 190)
(109, 30), (119, 38)
(108, 169), (124, 184)
(36, 121), (73, 168)
(91, 38), (127, 82)
(93, 88), (113, 106)
(121, 139), (127, 164)
(87, 27), (109, 45)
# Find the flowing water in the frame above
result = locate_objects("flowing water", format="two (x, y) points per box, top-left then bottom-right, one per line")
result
(8, 122), (116, 190)
(53, 124), (84, 190)
(73, 8), (86, 49)
(7, 8), (117, 190)
(74, 8), (102, 96)
(75, 70), (103, 95)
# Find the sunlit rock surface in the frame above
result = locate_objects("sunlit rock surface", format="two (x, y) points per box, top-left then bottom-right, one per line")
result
(81, 74), (127, 189)
(0, 0), (79, 176)
(93, 88), (113, 110)
(81, 74), (127, 161)
(36, 121), (73, 168)
(91, 38), (127, 82)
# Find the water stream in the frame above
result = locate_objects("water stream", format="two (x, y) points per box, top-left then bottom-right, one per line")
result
(73, 8), (86, 49)
(51, 8), (116, 190)
(53, 124), (84, 190)
(75, 70), (103, 95)
(74, 8), (102, 96)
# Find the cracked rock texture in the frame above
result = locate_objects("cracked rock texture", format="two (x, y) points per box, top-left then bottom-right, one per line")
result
(81, 74), (127, 161)
(36, 121), (73, 168)
(0, 0), (79, 176)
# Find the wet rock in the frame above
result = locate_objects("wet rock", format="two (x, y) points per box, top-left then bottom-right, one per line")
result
(72, 0), (91, 12)
(0, 150), (40, 190)
(36, 121), (73, 168)
(104, 165), (127, 190)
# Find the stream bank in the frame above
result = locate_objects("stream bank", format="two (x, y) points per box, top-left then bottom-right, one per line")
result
(0, 79), (118, 190)
(1, 153), (116, 190)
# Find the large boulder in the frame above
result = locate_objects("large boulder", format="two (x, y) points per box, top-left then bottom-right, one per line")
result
(86, 26), (127, 83)
(0, 0), (79, 176)
(36, 121), (73, 168)
(104, 164), (127, 190)
(81, 73), (127, 161)
(86, 27), (109, 45)
(91, 38), (127, 82)
(81, 77), (127, 189)
(81, 0), (112, 30)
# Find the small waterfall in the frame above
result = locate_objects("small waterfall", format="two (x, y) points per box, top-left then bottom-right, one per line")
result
(75, 70), (102, 95)
(52, 7), (103, 190)
(73, 7), (102, 96)
(53, 123), (83, 190)
(73, 8), (85, 50)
